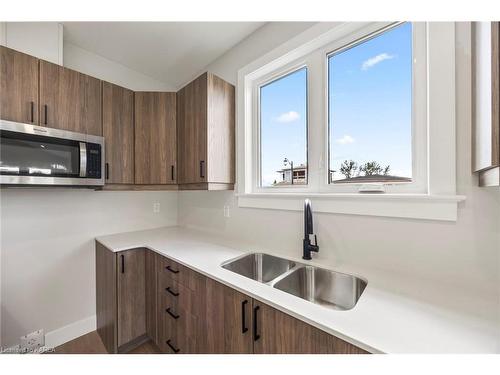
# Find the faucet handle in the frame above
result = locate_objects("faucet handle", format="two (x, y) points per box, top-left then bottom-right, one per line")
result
(313, 234), (318, 247)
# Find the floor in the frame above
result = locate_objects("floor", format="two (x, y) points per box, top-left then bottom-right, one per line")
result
(52, 331), (161, 354)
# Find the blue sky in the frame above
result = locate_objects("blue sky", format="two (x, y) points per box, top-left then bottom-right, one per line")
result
(260, 23), (412, 186)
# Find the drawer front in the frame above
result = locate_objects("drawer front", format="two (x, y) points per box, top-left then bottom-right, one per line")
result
(158, 276), (199, 316)
(159, 310), (198, 354)
(158, 255), (199, 291)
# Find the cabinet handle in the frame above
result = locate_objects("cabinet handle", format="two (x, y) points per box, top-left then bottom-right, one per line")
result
(43, 105), (48, 125)
(166, 339), (180, 353)
(105, 163), (109, 180)
(120, 254), (124, 274)
(171, 165), (175, 181)
(241, 300), (248, 334)
(199, 161), (205, 179)
(165, 265), (179, 274)
(165, 287), (179, 297)
(30, 101), (34, 123)
(253, 305), (260, 341)
(166, 307), (180, 320)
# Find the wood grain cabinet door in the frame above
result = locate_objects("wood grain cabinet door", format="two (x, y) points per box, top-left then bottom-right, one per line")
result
(39, 60), (102, 135)
(117, 249), (146, 348)
(102, 82), (135, 184)
(135, 92), (177, 184)
(0, 46), (39, 124)
(177, 73), (207, 184)
(252, 301), (368, 354)
(207, 73), (235, 184)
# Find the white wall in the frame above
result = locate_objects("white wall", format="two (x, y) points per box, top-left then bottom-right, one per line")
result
(0, 23), (179, 348)
(0, 190), (177, 347)
(0, 22), (63, 64)
(178, 22), (500, 311)
(63, 43), (174, 91)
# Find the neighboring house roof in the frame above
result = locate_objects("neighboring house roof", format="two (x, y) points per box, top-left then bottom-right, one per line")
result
(334, 174), (412, 183)
(276, 164), (307, 173)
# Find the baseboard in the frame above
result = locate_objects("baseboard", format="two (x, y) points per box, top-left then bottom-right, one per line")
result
(44, 315), (96, 349)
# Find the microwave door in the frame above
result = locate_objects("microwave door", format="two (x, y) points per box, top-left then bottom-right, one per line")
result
(0, 130), (81, 179)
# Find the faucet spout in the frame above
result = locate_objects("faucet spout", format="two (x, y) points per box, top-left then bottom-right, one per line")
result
(303, 199), (319, 260)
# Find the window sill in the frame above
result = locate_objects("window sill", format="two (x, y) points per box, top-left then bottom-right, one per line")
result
(236, 193), (466, 221)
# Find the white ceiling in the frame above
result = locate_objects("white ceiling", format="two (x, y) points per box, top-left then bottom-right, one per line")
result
(62, 22), (265, 88)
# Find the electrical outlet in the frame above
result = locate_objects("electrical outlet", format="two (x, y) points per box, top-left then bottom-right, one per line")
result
(153, 202), (161, 213)
(20, 329), (44, 353)
(223, 205), (230, 218)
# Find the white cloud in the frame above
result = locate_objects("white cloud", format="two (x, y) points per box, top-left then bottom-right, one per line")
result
(276, 111), (300, 123)
(335, 135), (355, 145)
(361, 53), (395, 70)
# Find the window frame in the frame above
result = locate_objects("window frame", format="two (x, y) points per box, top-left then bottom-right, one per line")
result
(237, 22), (464, 221)
(254, 63), (310, 192)
(323, 22), (428, 194)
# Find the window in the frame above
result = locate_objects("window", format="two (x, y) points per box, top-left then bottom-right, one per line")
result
(328, 23), (413, 185)
(259, 68), (307, 187)
(238, 22), (463, 221)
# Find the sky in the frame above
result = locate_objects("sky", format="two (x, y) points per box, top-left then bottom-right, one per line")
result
(260, 23), (412, 187)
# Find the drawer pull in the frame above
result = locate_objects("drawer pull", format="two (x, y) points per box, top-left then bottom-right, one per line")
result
(30, 101), (34, 123)
(166, 287), (179, 297)
(241, 300), (248, 333)
(166, 265), (179, 274)
(253, 305), (260, 341)
(166, 339), (180, 353)
(166, 307), (180, 320)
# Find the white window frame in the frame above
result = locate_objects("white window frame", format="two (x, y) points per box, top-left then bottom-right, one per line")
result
(237, 22), (465, 221)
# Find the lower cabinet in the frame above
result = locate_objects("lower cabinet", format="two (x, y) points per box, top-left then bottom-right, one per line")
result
(96, 242), (368, 354)
(96, 243), (148, 353)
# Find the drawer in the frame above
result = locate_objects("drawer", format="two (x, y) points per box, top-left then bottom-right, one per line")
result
(159, 310), (198, 354)
(158, 255), (200, 291)
(158, 277), (200, 316)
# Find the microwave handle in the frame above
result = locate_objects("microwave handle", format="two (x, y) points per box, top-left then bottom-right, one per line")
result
(79, 142), (87, 178)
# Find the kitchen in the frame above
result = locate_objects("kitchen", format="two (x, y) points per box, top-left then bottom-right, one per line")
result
(0, 2), (499, 374)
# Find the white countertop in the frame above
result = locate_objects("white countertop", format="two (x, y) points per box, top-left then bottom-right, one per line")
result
(96, 226), (499, 354)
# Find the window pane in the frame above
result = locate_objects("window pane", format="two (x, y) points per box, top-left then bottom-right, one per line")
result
(328, 23), (412, 184)
(260, 68), (307, 187)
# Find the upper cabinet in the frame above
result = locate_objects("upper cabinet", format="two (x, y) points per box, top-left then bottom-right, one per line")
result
(135, 92), (177, 185)
(39, 60), (102, 136)
(0, 46), (39, 124)
(473, 22), (500, 186)
(177, 72), (235, 190)
(102, 82), (135, 184)
(1, 46), (236, 191)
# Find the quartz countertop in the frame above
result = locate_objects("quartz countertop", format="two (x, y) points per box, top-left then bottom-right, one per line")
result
(96, 226), (499, 354)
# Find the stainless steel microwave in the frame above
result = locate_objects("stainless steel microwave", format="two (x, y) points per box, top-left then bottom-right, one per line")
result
(0, 120), (105, 187)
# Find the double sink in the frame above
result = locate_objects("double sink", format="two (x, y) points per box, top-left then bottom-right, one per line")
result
(222, 253), (367, 311)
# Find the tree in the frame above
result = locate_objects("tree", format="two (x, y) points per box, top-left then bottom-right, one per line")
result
(358, 161), (391, 176)
(339, 160), (358, 179)
(359, 161), (383, 176)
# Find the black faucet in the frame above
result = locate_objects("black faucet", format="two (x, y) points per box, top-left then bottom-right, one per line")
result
(303, 199), (319, 260)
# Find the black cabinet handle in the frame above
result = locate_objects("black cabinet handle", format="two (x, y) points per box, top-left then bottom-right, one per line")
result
(166, 287), (179, 297)
(166, 307), (180, 320)
(120, 254), (124, 274)
(43, 105), (48, 125)
(241, 300), (248, 333)
(171, 165), (175, 181)
(253, 305), (260, 341)
(166, 339), (180, 353)
(30, 101), (34, 123)
(166, 265), (179, 274)
(105, 163), (109, 180)
(199, 161), (205, 178)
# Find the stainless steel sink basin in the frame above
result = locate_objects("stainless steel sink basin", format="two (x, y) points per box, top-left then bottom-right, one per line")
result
(221, 252), (367, 311)
(222, 253), (296, 283)
(273, 266), (367, 311)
